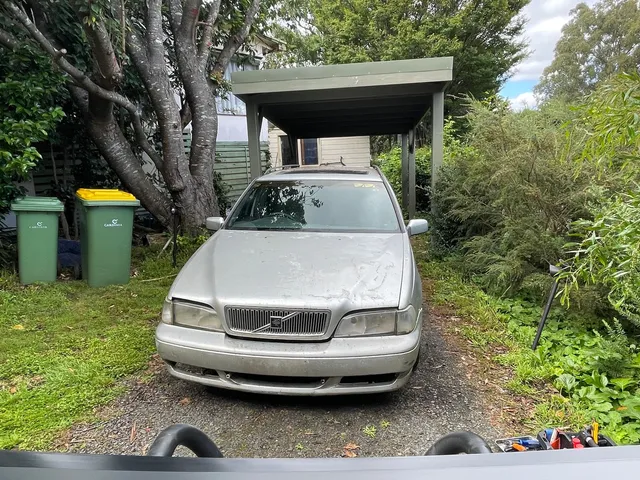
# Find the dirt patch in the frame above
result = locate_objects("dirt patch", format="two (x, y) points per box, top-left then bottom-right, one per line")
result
(428, 305), (536, 436)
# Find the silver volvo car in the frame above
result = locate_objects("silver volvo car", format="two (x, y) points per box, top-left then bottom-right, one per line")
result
(156, 166), (429, 395)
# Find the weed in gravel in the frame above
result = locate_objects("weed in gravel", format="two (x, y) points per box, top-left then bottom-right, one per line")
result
(363, 425), (377, 438)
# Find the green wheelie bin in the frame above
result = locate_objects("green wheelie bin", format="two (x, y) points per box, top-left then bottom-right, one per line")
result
(75, 189), (140, 287)
(10, 196), (65, 284)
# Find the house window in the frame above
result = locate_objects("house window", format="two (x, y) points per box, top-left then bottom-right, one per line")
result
(278, 136), (320, 165)
(301, 139), (318, 165)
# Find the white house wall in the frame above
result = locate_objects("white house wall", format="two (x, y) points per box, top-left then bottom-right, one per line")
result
(268, 127), (371, 167)
(216, 115), (269, 142)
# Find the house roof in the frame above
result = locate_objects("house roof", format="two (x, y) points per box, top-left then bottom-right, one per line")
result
(231, 57), (453, 138)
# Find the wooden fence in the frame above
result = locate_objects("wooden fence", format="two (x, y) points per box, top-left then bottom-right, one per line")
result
(182, 134), (269, 203)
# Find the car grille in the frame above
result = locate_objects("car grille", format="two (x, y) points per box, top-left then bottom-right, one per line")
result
(225, 307), (330, 337)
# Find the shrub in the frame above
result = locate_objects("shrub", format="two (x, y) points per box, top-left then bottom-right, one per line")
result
(431, 99), (595, 295)
(560, 73), (640, 328)
(374, 146), (431, 212)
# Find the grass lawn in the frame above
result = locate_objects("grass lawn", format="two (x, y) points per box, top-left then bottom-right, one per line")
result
(0, 245), (187, 450)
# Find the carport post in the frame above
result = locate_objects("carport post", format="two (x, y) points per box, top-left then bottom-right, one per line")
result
(431, 91), (445, 212)
(246, 101), (263, 179)
(408, 128), (416, 219)
(401, 133), (409, 211)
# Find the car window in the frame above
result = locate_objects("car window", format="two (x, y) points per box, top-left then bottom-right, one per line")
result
(226, 179), (401, 232)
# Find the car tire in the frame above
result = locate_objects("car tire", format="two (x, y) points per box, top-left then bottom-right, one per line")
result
(412, 349), (421, 372)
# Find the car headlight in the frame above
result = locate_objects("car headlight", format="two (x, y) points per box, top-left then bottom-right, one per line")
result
(334, 306), (417, 337)
(161, 298), (223, 332)
(396, 305), (418, 334)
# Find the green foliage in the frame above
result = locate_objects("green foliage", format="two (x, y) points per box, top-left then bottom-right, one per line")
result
(536, 0), (640, 102)
(373, 146), (431, 212)
(415, 238), (640, 445)
(214, 170), (231, 214)
(431, 99), (593, 295)
(578, 72), (640, 178)
(560, 73), (640, 327)
(0, 45), (65, 215)
(176, 231), (210, 251)
(562, 195), (640, 326)
(268, 0), (529, 118)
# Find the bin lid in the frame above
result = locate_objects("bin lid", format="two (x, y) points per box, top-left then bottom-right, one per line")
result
(76, 189), (140, 206)
(10, 196), (65, 212)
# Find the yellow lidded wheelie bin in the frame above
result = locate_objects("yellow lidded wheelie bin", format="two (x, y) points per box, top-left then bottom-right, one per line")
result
(75, 189), (140, 287)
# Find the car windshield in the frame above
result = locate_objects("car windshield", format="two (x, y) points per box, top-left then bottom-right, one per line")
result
(225, 179), (401, 232)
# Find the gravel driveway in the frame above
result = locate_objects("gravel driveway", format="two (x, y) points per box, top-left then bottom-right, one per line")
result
(59, 308), (499, 458)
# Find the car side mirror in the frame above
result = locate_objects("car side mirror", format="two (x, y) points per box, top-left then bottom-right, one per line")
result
(205, 217), (224, 231)
(407, 219), (429, 236)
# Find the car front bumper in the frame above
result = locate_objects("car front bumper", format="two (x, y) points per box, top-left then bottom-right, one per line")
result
(155, 321), (421, 396)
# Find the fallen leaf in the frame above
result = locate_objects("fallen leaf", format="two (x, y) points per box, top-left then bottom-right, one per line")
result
(179, 397), (191, 405)
(342, 449), (357, 458)
(344, 443), (360, 450)
(130, 421), (137, 442)
(11, 324), (24, 330)
(9, 386), (17, 394)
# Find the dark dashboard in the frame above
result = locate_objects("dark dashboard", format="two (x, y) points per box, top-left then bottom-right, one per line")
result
(1, 424), (637, 480)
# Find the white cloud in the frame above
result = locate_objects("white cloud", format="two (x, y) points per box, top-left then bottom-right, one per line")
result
(509, 0), (599, 83)
(510, 91), (538, 111)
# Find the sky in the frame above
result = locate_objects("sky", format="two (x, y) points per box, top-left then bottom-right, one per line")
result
(502, 0), (599, 110)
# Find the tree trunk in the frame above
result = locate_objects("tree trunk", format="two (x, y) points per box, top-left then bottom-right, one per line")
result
(176, 174), (219, 233)
(2, 0), (263, 233)
(70, 87), (173, 226)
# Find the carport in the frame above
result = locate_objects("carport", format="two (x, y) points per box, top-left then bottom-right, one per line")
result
(231, 57), (453, 218)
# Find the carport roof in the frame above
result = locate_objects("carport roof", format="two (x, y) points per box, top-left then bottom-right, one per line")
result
(231, 57), (453, 138)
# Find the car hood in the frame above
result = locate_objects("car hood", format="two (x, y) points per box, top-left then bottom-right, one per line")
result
(169, 230), (406, 312)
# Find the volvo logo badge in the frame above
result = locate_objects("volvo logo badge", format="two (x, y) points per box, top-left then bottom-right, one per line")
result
(251, 312), (300, 333)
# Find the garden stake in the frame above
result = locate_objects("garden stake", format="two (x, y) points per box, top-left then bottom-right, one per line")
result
(532, 265), (561, 350)
(171, 206), (177, 268)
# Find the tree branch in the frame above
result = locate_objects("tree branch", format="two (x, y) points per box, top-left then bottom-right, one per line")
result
(211, 0), (261, 77)
(179, 0), (202, 42)
(68, 85), (172, 225)
(0, 27), (19, 50)
(197, 0), (221, 68)
(167, 0), (218, 177)
(3, 0), (163, 169)
(145, 0), (164, 60)
(77, 16), (122, 89)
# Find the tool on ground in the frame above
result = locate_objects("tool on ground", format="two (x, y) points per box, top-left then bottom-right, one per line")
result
(592, 422), (599, 444)
(511, 443), (526, 452)
(516, 439), (540, 448)
(532, 265), (561, 350)
(572, 438), (584, 449)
